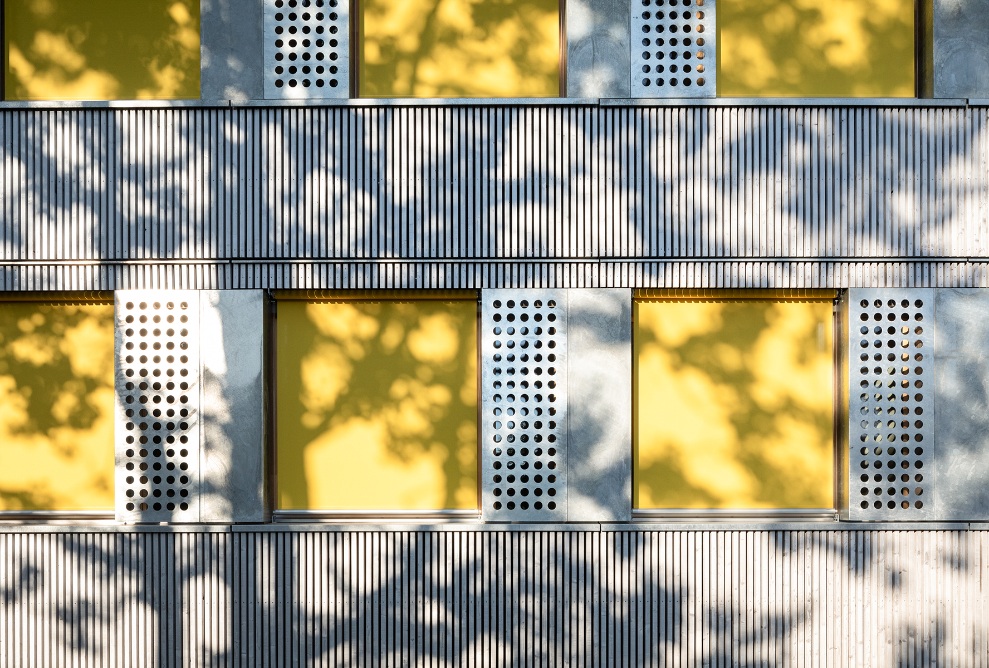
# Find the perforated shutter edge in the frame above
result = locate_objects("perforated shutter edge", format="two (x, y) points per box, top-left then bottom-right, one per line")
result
(114, 291), (202, 523)
(263, 0), (350, 99)
(846, 288), (934, 521)
(631, 0), (716, 98)
(481, 290), (569, 521)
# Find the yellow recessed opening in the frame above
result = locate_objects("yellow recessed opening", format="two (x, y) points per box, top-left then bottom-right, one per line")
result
(4, 0), (200, 101)
(276, 292), (478, 511)
(717, 0), (915, 97)
(634, 290), (835, 509)
(0, 298), (115, 511)
(360, 0), (560, 97)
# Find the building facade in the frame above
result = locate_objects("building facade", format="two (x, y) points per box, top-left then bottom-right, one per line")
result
(3, 0), (989, 664)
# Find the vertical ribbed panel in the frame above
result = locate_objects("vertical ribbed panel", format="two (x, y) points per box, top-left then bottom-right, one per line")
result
(1, 528), (988, 666)
(1, 106), (988, 289)
(3, 260), (989, 291)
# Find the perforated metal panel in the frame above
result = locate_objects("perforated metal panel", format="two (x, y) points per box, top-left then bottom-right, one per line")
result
(481, 291), (568, 521)
(115, 292), (201, 523)
(631, 0), (716, 97)
(848, 289), (935, 520)
(263, 0), (349, 99)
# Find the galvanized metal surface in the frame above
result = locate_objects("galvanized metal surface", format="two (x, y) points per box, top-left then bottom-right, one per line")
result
(932, 288), (989, 520)
(631, 0), (716, 98)
(565, 288), (633, 522)
(262, 0), (349, 99)
(1, 527), (987, 666)
(115, 291), (202, 523)
(847, 289), (935, 521)
(481, 290), (569, 521)
(566, 0), (632, 98)
(199, 290), (267, 524)
(0, 105), (987, 290)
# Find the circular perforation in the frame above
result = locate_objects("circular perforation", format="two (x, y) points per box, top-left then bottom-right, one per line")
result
(635, 0), (711, 92)
(486, 297), (565, 514)
(271, 0), (343, 91)
(120, 300), (197, 515)
(851, 296), (930, 513)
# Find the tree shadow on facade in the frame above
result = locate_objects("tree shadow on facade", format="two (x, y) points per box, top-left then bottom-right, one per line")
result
(359, 0), (559, 97)
(718, 0), (915, 97)
(0, 300), (114, 511)
(0, 68), (988, 666)
(4, 0), (199, 100)
(276, 296), (478, 512)
(634, 297), (834, 510)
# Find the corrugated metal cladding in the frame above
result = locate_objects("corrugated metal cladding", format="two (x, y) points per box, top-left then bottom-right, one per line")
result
(1, 528), (987, 667)
(1, 106), (988, 291)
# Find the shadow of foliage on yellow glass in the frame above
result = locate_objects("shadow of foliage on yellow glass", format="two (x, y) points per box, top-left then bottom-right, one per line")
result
(718, 0), (914, 97)
(0, 302), (115, 511)
(360, 0), (559, 97)
(5, 0), (200, 100)
(634, 298), (833, 509)
(277, 298), (478, 510)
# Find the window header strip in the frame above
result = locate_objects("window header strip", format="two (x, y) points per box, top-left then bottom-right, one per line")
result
(634, 289), (837, 302)
(0, 291), (113, 304)
(272, 289), (478, 302)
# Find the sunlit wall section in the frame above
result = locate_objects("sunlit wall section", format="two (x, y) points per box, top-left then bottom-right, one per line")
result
(360, 0), (560, 97)
(276, 292), (479, 512)
(0, 297), (114, 512)
(4, 0), (200, 100)
(717, 0), (914, 97)
(634, 290), (835, 510)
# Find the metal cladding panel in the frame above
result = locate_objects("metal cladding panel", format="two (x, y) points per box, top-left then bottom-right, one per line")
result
(0, 105), (988, 289)
(115, 291), (202, 523)
(262, 0), (350, 99)
(2, 528), (989, 666)
(631, 0), (716, 97)
(847, 289), (935, 521)
(3, 260), (989, 292)
(481, 290), (569, 521)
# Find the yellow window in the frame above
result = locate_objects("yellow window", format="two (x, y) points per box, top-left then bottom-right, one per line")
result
(359, 0), (560, 97)
(4, 0), (200, 101)
(634, 290), (835, 509)
(276, 292), (478, 511)
(0, 297), (115, 511)
(718, 0), (915, 97)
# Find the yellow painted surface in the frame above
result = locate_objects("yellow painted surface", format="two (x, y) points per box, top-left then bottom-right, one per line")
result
(634, 297), (834, 509)
(360, 0), (559, 97)
(5, 0), (200, 100)
(0, 302), (115, 511)
(718, 0), (914, 97)
(277, 297), (478, 510)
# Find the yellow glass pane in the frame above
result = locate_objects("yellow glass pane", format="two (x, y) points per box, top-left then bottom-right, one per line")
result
(718, 0), (914, 97)
(634, 297), (834, 509)
(277, 297), (478, 510)
(360, 0), (560, 97)
(5, 0), (200, 101)
(0, 301), (115, 511)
